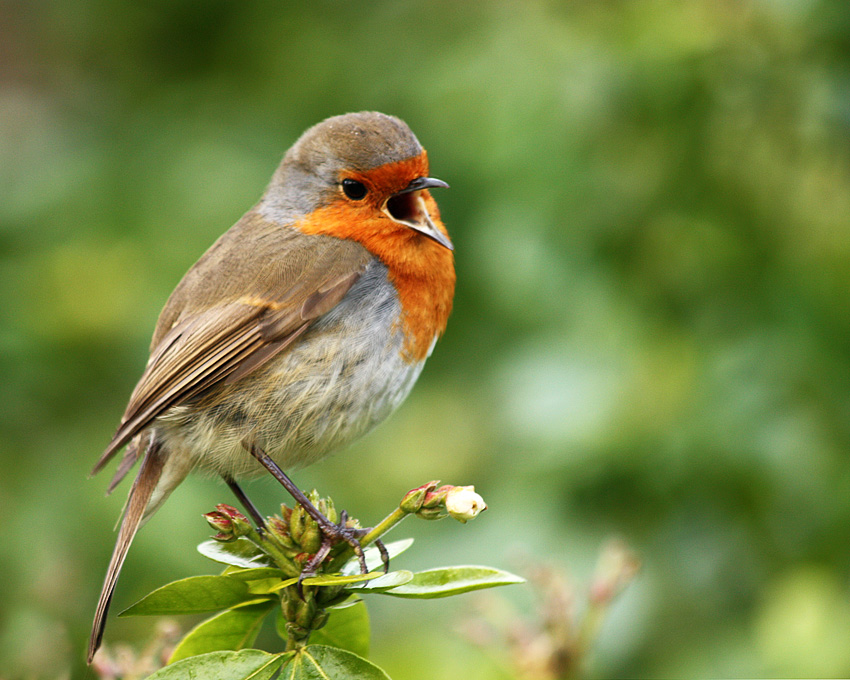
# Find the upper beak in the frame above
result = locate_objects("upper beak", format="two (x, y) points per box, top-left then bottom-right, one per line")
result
(396, 176), (451, 194)
(385, 177), (453, 251)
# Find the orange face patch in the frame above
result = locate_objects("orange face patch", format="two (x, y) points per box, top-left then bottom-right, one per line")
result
(295, 152), (455, 362)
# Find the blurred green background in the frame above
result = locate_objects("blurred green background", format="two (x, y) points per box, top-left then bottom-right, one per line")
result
(4, 1), (850, 677)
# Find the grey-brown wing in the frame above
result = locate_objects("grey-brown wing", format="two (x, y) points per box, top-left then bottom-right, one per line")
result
(92, 236), (371, 477)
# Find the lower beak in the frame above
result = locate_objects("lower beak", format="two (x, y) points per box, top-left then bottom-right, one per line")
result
(384, 177), (453, 251)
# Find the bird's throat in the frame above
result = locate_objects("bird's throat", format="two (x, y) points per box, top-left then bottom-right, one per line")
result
(295, 198), (455, 363)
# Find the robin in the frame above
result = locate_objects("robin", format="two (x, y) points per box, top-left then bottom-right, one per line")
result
(87, 111), (455, 662)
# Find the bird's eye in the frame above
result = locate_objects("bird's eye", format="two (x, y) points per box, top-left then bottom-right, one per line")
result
(342, 178), (368, 200)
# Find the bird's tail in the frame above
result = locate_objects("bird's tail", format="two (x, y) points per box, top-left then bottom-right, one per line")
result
(87, 442), (166, 664)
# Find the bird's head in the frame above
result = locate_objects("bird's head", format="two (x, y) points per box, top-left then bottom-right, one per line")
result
(263, 111), (452, 251)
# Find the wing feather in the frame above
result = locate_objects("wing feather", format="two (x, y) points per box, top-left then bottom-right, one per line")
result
(92, 229), (372, 478)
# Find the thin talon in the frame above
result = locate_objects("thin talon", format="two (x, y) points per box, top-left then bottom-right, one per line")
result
(375, 538), (390, 573)
(298, 539), (333, 598)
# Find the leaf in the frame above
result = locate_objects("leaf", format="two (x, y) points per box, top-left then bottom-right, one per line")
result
(147, 650), (288, 680)
(199, 538), (275, 569)
(224, 566), (287, 581)
(168, 601), (276, 663)
(377, 565), (525, 599)
(266, 576), (299, 593)
(345, 570), (414, 592)
(247, 578), (291, 595)
(120, 575), (265, 616)
(302, 572), (384, 587)
(341, 538), (414, 575)
(281, 645), (390, 680)
(267, 571), (383, 595)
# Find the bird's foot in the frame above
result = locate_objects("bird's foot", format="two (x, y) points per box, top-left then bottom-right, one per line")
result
(299, 511), (390, 585)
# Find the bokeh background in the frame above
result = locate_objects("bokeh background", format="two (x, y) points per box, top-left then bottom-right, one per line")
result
(4, 1), (850, 677)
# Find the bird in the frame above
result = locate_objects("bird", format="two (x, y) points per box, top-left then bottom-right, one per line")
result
(87, 111), (455, 663)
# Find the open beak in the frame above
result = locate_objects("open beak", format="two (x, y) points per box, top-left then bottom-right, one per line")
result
(383, 177), (453, 251)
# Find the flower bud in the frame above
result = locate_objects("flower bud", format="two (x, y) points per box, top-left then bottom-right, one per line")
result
(295, 596), (318, 628)
(289, 504), (308, 544)
(266, 517), (296, 549)
(445, 486), (487, 523)
(400, 480), (441, 513)
(203, 504), (252, 540)
(203, 510), (234, 541)
(415, 505), (447, 520)
(316, 495), (338, 525)
(422, 485), (453, 509)
(279, 504), (293, 524)
(310, 609), (329, 631)
(299, 521), (323, 555)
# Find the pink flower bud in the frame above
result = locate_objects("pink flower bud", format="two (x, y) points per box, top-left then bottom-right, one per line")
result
(400, 480), (441, 513)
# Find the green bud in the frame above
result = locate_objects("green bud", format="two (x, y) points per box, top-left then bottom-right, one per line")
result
(317, 496), (338, 525)
(311, 609), (329, 631)
(316, 585), (345, 606)
(279, 504), (293, 523)
(400, 480), (440, 514)
(290, 504), (308, 543)
(285, 622), (310, 643)
(281, 591), (299, 622)
(266, 517), (296, 549)
(415, 506), (448, 521)
(295, 597), (318, 629)
(299, 521), (323, 555)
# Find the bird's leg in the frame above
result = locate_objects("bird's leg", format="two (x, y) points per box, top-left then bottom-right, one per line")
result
(296, 513), (389, 597)
(223, 475), (266, 531)
(335, 509), (390, 573)
(243, 441), (368, 574)
(375, 537), (390, 573)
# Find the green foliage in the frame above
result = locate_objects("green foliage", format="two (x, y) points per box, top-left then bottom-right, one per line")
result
(169, 602), (276, 663)
(149, 647), (392, 680)
(282, 646), (390, 680)
(376, 566), (525, 599)
(118, 494), (523, 680)
(119, 576), (260, 616)
(147, 650), (286, 680)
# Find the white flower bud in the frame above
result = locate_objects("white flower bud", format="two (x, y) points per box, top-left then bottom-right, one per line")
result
(445, 486), (487, 523)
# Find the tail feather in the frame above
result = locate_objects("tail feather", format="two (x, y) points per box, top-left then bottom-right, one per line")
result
(87, 442), (165, 664)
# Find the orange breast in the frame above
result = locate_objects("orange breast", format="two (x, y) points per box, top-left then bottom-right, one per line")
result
(294, 155), (455, 362)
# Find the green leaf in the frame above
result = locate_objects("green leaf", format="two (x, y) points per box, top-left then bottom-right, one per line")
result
(306, 600), (371, 658)
(120, 575), (265, 616)
(247, 578), (291, 595)
(377, 565), (525, 599)
(281, 645), (390, 680)
(199, 538), (275, 569)
(267, 570), (385, 595)
(341, 538), (414, 575)
(148, 650), (288, 680)
(168, 601), (276, 663)
(345, 570), (414, 592)
(302, 572), (384, 587)
(224, 566), (286, 581)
